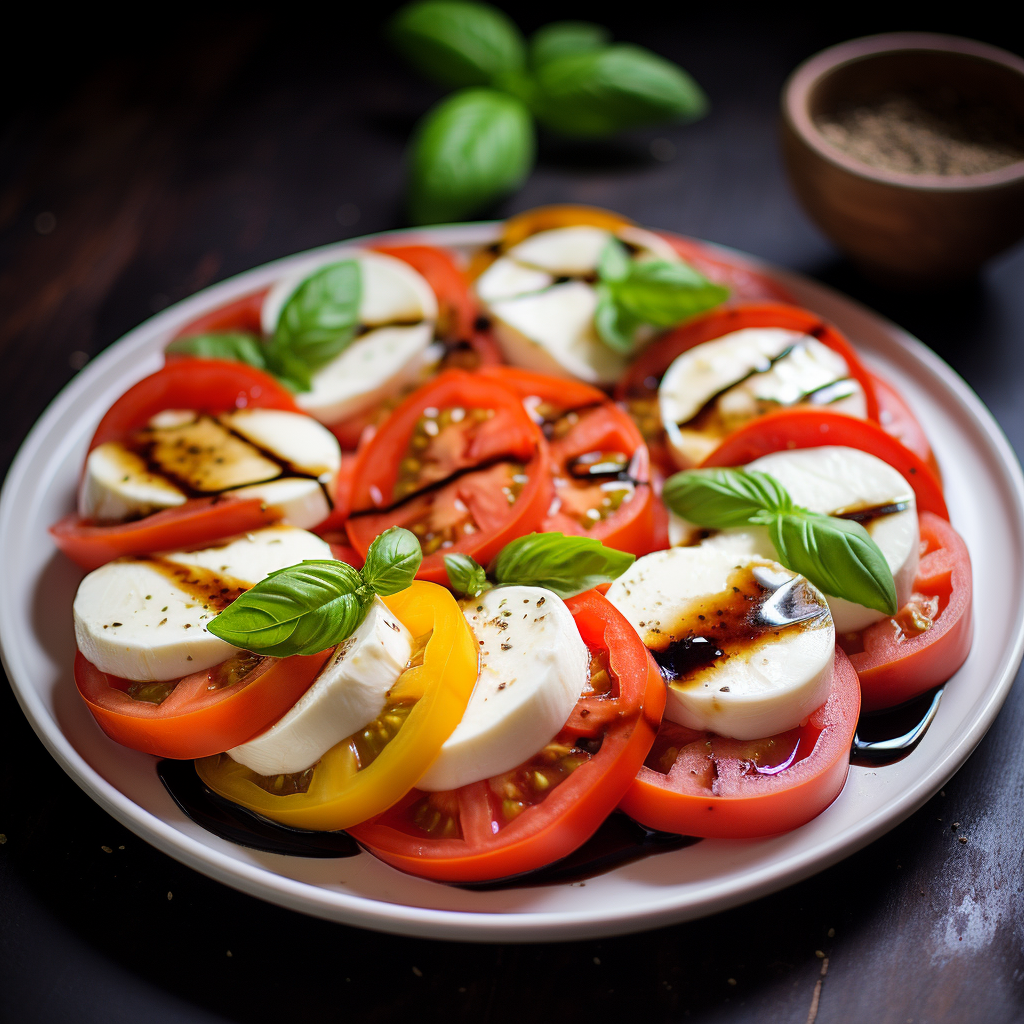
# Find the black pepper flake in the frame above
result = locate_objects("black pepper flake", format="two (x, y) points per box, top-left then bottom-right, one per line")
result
(501, 643), (511, 651)
(112, 622), (123, 627)
(184, 623), (192, 629)
(537, 597), (546, 606)
(497, 681), (506, 690)
(158, 618), (167, 626)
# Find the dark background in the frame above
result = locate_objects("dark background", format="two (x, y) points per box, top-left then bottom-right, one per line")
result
(2, 5), (1023, 1022)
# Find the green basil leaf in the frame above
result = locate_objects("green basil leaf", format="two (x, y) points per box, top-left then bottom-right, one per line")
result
(532, 45), (708, 138)
(165, 332), (267, 369)
(267, 260), (361, 389)
(409, 88), (535, 224)
(597, 237), (631, 283)
(362, 527), (423, 596)
(530, 21), (608, 68)
(614, 259), (729, 327)
(264, 349), (314, 393)
(662, 468), (794, 528)
(491, 532), (634, 598)
(444, 553), (489, 597)
(207, 560), (374, 657)
(769, 511), (898, 615)
(594, 283), (641, 353)
(389, 1), (525, 89)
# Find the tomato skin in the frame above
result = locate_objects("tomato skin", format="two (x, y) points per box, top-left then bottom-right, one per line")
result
(656, 234), (796, 304)
(702, 406), (948, 520)
(88, 359), (300, 451)
(616, 303), (880, 424)
(619, 648), (860, 838)
(74, 648), (330, 760)
(170, 289), (268, 340)
(851, 512), (972, 711)
(50, 498), (280, 570)
(871, 371), (941, 480)
(349, 590), (666, 882)
(477, 364), (606, 409)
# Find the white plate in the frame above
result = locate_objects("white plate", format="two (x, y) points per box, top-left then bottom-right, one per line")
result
(2, 224), (1022, 942)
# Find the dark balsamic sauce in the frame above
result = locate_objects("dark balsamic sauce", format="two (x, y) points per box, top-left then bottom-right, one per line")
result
(454, 813), (700, 891)
(156, 758), (360, 858)
(850, 687), (944, 766)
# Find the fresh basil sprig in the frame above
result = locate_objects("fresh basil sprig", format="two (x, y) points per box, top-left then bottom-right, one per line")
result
(207, 527), (421, 657)
(165, 332), (268, 369)
(389, 2), (708, 223)
(594, 238), (730, 352)
(445, 532), (634, 600)
(662, 467), (898, 615)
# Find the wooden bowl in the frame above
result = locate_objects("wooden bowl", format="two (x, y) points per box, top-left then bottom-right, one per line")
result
(781, 33), (1024, 286)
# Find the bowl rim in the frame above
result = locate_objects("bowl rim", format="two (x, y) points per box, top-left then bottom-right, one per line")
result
(781, 31), (1024, 192)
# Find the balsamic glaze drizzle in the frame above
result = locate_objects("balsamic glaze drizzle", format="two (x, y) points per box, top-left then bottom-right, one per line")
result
(850, 687), (944, 766)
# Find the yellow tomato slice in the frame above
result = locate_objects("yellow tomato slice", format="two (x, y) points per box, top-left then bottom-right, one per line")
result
(195, 581), (478, 830)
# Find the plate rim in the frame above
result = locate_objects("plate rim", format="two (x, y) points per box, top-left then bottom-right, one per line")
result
(3, 223), (1023, 942)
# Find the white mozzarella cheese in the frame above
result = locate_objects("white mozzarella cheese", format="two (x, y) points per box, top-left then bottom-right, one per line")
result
(228, 598), (412, 775)
(220, 409), (340, 478)
(294, 323), (438, 424)
(507, 225), (615, 275)
(659, 328), (868, 467)
(416, 586), (589, 792)
(73, 526), (332, 682)
(607, 547), (835, 740)
(78, 443), (187, 522)
(229, 477), (331, 531)
(487, 281), (627, 386)
(261, 249), (438, 336)
(474, 257), (553, 303)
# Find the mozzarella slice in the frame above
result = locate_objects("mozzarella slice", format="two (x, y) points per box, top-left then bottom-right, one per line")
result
(294, 324), (438, 424)
(73, 526), (332, 682)
(261, 249), (438, 336)
(507, 225), (616, 275)
(607, 547), (835, 740)
(416, 586), (589, 792)
(227, 598), (412, 775)
(229, 478), (331, 531)
(474, 258), (553, 303)
(79, 443), (187, 522)
(659, 328), (868, 467)
(487, 281), (627, 386)
(220, 409), (340, 478)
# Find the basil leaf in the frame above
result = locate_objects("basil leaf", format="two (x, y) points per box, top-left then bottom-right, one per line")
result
(614, 260), (729, 327)
(530, 21), (608, 67)
(267, 261), (361, 390)
(362, 527), (422, 596)
(597, 237), (631, 283)
(532, 45), (708, 138)
(445, 553), (489, 597)
(165, 332), (267, 369)
(207, 560), (374, 657)
(389, 1), (525, 89)
(594, 283), (641, 353)
(662, 468), (794, 528)
(409, 88), (534, 224)
(768, 511), (898, 615)
(491, 532), (634, 598)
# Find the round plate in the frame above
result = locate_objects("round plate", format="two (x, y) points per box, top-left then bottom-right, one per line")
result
(2, 225), (1022, 942)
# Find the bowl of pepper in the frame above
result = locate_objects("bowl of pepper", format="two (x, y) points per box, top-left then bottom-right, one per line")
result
(781, 33), (1024, 286)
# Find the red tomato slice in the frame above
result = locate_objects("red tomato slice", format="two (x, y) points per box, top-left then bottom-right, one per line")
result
(345, 370), (550, 581)
(656, 233), (795, 304)
(89, 358), (300, 451)
(870, 371), (941, 481)
(348, 589), (666, 882)
(701, 406), (948, 519)
(74, 648), (330, 759)
(50, 498), (281, 571)
(616, 303), (880, 423)
(619, 647), (860, 838)
(171, 289), (268, 340)
(848, 512), (972, 711)
(477, 364), (607, 410)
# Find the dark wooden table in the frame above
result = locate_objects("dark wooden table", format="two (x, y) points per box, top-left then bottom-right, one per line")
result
(2, 8), (1023, 1023)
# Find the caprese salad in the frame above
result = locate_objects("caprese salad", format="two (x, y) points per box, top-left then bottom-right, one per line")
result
(52, 205), (973, 883)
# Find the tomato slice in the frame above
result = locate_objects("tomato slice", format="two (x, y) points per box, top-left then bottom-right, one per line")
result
(345, 371), (551, 581)
(74, 648), (330, 760)
(701, 406), (948, 519)
(846, 512), (972, 711)
(619, 647), (860, 838)
(50, 498), (281, 571)
(870, 371), (941, 480)
(655, 235), (796, 304)
(88, 358), (300, 451)
(616, 303), (880, 424)
(170, 289), (268, 340)
(348, 589), (666, 883)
